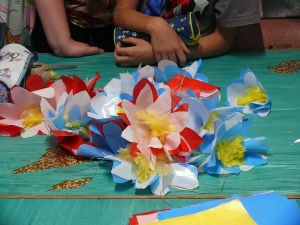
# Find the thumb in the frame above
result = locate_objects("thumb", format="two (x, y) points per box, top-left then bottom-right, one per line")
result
(84, 46), (105, 55)
(122, 37), (139, 46)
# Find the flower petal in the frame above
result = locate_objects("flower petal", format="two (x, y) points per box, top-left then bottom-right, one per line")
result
(110, 159), (137, 181)
(31, 87), (55, 98)
(135, 174), (157, 189)
(169, 163), (199, 190)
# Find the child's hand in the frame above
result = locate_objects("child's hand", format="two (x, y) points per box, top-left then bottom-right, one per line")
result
(114, 38), (156, 66)
(53, 39), (104, 57)
(148, 17), (190, 67)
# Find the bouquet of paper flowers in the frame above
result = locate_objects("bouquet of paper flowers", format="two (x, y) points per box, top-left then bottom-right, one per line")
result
(0, 59), (271, 195)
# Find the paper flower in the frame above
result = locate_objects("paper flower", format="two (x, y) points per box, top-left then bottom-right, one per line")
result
(41, 89), (92, 137)
(156, 59), (208, 82)
(119, 79), (203, 170)
(77, 120), (197, 196)
(88, 66), (169, 121)
(0, 116), (21, 137)
(61, 73), (101, 98)
(199, 106), (242, 154)
(106, 149), (199, 195)
(226, 69), (271, 117)
(80, 123), (199, 196)
(198, 113), (270, 174)
(88, 78), (122, 121)
(77, 120), (128, 158)
(39, 77), (92, 157)
(0, 86), (54, 138)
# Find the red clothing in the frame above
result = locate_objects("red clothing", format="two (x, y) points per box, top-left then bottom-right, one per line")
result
(64, 0), (116, 28)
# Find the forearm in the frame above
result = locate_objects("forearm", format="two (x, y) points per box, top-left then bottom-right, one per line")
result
(113, 0), (165, 35)
(35, 0), (71, 55)
(187, 25), (237, 60)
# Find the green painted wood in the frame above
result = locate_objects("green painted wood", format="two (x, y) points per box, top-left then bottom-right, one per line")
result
(0, 51), (300, 197)
(0, 198), (299, 225)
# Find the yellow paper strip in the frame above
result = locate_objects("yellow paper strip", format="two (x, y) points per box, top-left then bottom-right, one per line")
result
(146, 199), (257, 225)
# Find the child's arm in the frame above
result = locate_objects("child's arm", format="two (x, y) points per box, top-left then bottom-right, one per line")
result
(114, 0), (190, 66)
(35, 0), (104, 57)
(187, 25), (237, 59)
(114, 25), (237, 67)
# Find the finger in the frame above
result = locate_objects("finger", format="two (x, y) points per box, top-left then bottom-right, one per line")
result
(115, 42), (122, 49)
(176, 49), (187, 67)
(168, 52), (177, 64)
(115, 45), (134, 56)
(122, 37), (139, 46)
(160, 53), (169, 61)
(180, 39), (190, 54)
(84, 46), (105, 55)
(154, 52), (162, 63)
(71, 46), (104, 57)
(114, 53), (133, 66)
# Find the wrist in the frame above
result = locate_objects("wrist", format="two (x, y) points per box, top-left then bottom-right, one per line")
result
(50, 37), (73, 57)
(146, 17), (166, 36)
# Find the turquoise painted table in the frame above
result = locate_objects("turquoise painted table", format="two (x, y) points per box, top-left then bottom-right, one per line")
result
(0, 51), (300, 224)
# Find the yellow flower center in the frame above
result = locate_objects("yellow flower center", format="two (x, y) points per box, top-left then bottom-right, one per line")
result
(119, 147), (172, 183)
(65, 120), (89, 136)
(134, 152), (156, 183)
(237, 86), (267, 106)
(135, 110), (176, 144)
(203, 111), (220, 132)
(20, 107), (44, 129)
(216, 135), (246, 168)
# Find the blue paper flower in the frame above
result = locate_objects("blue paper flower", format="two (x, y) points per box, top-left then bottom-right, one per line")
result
(77, 119), (200, 196)
(77, 120), (128, 158)
(42, 90), (92, 137)
(198, 113), (270, 174)
(155, 59), (208, 83)
(226, 69), (271, 117)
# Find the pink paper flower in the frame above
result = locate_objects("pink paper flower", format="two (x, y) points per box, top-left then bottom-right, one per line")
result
(119, 79), (203, 170)
(0, 86), (54, 138)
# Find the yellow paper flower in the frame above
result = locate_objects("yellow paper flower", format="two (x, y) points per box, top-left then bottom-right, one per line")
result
(216, 135), (246, 168)
(20, 107), (44, 129)
(237, 86), (267, 106)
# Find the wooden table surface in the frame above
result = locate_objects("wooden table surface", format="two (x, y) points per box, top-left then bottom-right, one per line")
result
(0, 51), (299, 224)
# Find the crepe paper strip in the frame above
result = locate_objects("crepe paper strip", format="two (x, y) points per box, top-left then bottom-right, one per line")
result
(156, 192), (300, 225)
(26, 74), (45, 91)
(239, 192), (300, 225)
(158, 196), (239, 221)
(129, 210), (166, 225)
(166, 74), (220, 99)
(145, 199), (257, 225)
